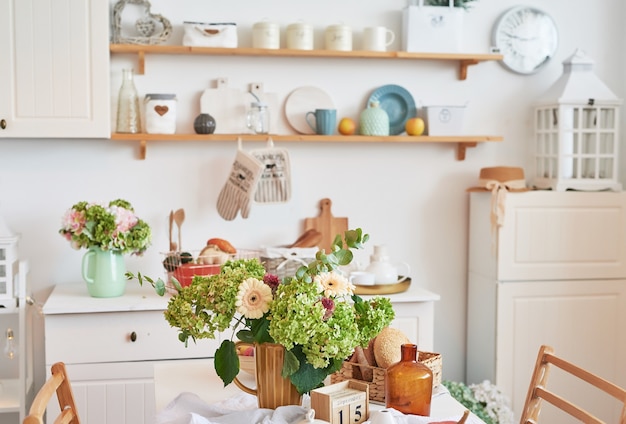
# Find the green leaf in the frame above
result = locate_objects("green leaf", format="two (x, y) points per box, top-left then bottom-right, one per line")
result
(236, 329), (254, 343)
(215, 340), (239, 386)
(282, 349), (299, 378)
(154, 279), (166, 296)
(250, 317), (273, 344)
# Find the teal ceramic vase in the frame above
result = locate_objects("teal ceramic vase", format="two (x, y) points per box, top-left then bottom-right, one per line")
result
(360, 100), (389, 136)
(81, 247), (126, 298)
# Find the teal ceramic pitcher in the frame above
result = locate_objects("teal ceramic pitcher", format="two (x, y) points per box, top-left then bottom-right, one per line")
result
(81, 247), (126, 298)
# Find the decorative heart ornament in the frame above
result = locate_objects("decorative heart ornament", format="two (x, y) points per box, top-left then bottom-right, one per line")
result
(154, 105), (169, 116)
(113, 0), (172, 45)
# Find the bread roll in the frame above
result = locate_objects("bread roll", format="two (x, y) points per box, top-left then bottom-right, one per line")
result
(206, 238), (237, 254)
(199, 245), (231, 265)
(373, 327), (411, 369)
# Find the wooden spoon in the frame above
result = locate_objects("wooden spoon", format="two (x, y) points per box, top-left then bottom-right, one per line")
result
(173, 208), (185, 251)
(168, 211), (176, 251)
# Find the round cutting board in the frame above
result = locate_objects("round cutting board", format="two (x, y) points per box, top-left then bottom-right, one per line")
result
(284, 86), (335, 134)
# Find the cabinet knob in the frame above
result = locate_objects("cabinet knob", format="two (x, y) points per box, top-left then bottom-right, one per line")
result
(0, 119), (6, 130)
(130, 331), (137, 342)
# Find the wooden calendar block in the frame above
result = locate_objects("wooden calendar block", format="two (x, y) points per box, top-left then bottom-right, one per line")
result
(310, 380), (369, 424)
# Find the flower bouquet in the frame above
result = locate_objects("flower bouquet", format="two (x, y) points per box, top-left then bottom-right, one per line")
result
(129, 228), (395, 395)
(59, 199), (151, 255)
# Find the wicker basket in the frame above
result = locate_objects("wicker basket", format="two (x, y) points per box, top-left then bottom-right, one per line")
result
(330, 351), (442, 404)
(162, 249), (260, 288)
(260, 247), (317, 279)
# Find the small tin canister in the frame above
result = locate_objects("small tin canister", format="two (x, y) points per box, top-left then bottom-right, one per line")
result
(325, 24), (352, 51)
(252, 21), (280, 49)
(286, 22), (313, 50)
(144, 94), (177, 134)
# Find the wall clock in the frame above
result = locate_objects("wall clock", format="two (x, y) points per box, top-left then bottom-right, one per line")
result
(492, 6), (559, 75)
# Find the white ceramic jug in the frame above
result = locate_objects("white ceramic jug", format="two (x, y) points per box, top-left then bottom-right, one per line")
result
(365, 245), (410, 284)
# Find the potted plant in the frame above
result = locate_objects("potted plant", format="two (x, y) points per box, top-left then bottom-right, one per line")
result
(129, 229), (396, 407)
(60, 199), (151, 297)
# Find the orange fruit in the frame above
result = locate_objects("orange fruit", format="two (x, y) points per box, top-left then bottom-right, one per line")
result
(405, 117), (425, 136)
(338, 117), (356, 135)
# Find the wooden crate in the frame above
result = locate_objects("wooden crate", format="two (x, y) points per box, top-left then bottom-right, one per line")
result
(330, 351), (442, 403)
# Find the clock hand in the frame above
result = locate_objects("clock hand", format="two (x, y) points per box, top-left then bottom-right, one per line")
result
(501, 31), (539, 41)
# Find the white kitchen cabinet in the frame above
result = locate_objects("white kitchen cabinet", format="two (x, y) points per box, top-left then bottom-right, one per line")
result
(467, 191), (626, 423)
(0, 0), (110, 138)
(42, 283), (221, 424)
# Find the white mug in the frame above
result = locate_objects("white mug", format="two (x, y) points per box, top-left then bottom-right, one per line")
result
(362, 26), (395, 52)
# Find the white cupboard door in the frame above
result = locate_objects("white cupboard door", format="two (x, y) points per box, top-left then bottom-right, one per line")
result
(0, 0), (110, 138)
(496, 279), (626, 423)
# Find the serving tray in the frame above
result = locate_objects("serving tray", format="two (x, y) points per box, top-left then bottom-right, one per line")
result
(353, 278), (411, 295)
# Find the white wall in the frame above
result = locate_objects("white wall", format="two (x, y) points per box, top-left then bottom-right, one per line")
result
(1, 0), (625, 391)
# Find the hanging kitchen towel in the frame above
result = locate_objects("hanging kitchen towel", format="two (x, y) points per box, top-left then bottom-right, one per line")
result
(216, 139), (263, 220)
(250, 138), (292, 204)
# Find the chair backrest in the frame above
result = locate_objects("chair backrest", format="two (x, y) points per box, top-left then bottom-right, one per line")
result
(520, 345), (626, 424)
(23, 362), (80, 424)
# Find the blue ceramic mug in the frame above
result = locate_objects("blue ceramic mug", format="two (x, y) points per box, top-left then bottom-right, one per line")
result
(306, 108), (336, 135)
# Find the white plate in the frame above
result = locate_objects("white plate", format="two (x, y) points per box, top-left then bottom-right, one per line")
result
(284, 86), (335, 134)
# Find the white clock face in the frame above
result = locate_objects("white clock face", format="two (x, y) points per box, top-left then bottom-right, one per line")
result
(493, 6), (559, 74)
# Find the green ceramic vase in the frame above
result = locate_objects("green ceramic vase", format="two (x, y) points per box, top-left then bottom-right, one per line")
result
(360, 100), (389, 136)
(81, 247), (126, 298)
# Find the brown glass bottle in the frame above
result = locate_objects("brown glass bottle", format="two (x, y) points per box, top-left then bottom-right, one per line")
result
(385, 343), (433, 416)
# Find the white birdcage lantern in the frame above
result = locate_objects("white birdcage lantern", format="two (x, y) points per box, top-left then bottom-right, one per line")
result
(533, 49), (622, 191)
(0, 213), (19, 308)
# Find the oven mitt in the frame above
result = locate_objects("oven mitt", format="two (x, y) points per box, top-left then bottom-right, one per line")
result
(216, 143), (263, 220)
(250, 138), (291, 204)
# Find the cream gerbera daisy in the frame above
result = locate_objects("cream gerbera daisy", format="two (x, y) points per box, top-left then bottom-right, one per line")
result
(235, 277), (273, 319)
(314, 271), (355, 297)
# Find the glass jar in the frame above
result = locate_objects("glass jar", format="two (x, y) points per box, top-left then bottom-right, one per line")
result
(116, 69), (142, 133)
(385, 344), (433, 416)
(144, 93), (177, 134)
(246, 102), (270, 134)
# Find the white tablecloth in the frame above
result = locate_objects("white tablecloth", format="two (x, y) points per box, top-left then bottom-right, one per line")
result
(154, 359), (486, 424)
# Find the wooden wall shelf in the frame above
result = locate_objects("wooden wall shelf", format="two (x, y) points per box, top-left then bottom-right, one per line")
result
(109, 44), (503, 81)
(110, 133), (503, 160)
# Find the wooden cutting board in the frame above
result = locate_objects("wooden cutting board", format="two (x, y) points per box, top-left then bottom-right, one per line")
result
(200, 77), (246, 133)
(303, 198), (348, 252)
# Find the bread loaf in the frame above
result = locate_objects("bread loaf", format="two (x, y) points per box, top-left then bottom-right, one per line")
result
(373, 327), (411, 368)
(206, 238), (237, 254)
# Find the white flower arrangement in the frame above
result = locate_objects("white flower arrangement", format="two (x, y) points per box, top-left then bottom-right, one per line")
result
(443, 380), (514, 424)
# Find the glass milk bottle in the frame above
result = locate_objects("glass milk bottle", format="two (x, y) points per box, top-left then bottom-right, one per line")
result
(116, 69), (142, 133)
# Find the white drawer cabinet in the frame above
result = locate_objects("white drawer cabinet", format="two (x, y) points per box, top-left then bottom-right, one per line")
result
(42, 284), (220, 424)
(467, 191), (626, 423)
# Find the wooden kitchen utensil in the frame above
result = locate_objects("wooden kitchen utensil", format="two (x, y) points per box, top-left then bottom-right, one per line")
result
(303, 198), (348, 252)
(169, 210), (177, 251)
(173, 208), (185, 251)
(200, 78), (246, 133)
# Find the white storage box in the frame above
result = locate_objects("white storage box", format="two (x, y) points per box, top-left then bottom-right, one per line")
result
(402, 1), (463, 53)
(424, 105), (466, 135)
(183, 22), (238, 48)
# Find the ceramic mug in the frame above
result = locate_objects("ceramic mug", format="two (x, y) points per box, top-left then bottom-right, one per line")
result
(306, 108), (336, 135)
(362, 26), (395, 52)
(349, 271), (376, 286)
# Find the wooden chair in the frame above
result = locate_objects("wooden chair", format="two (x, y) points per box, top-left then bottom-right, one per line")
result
(520, 345), (626, 424)
(24, 362), (80, 424)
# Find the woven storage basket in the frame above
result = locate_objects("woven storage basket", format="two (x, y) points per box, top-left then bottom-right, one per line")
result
(261, 256), (314, 280)
(330, 351), (442, 404)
